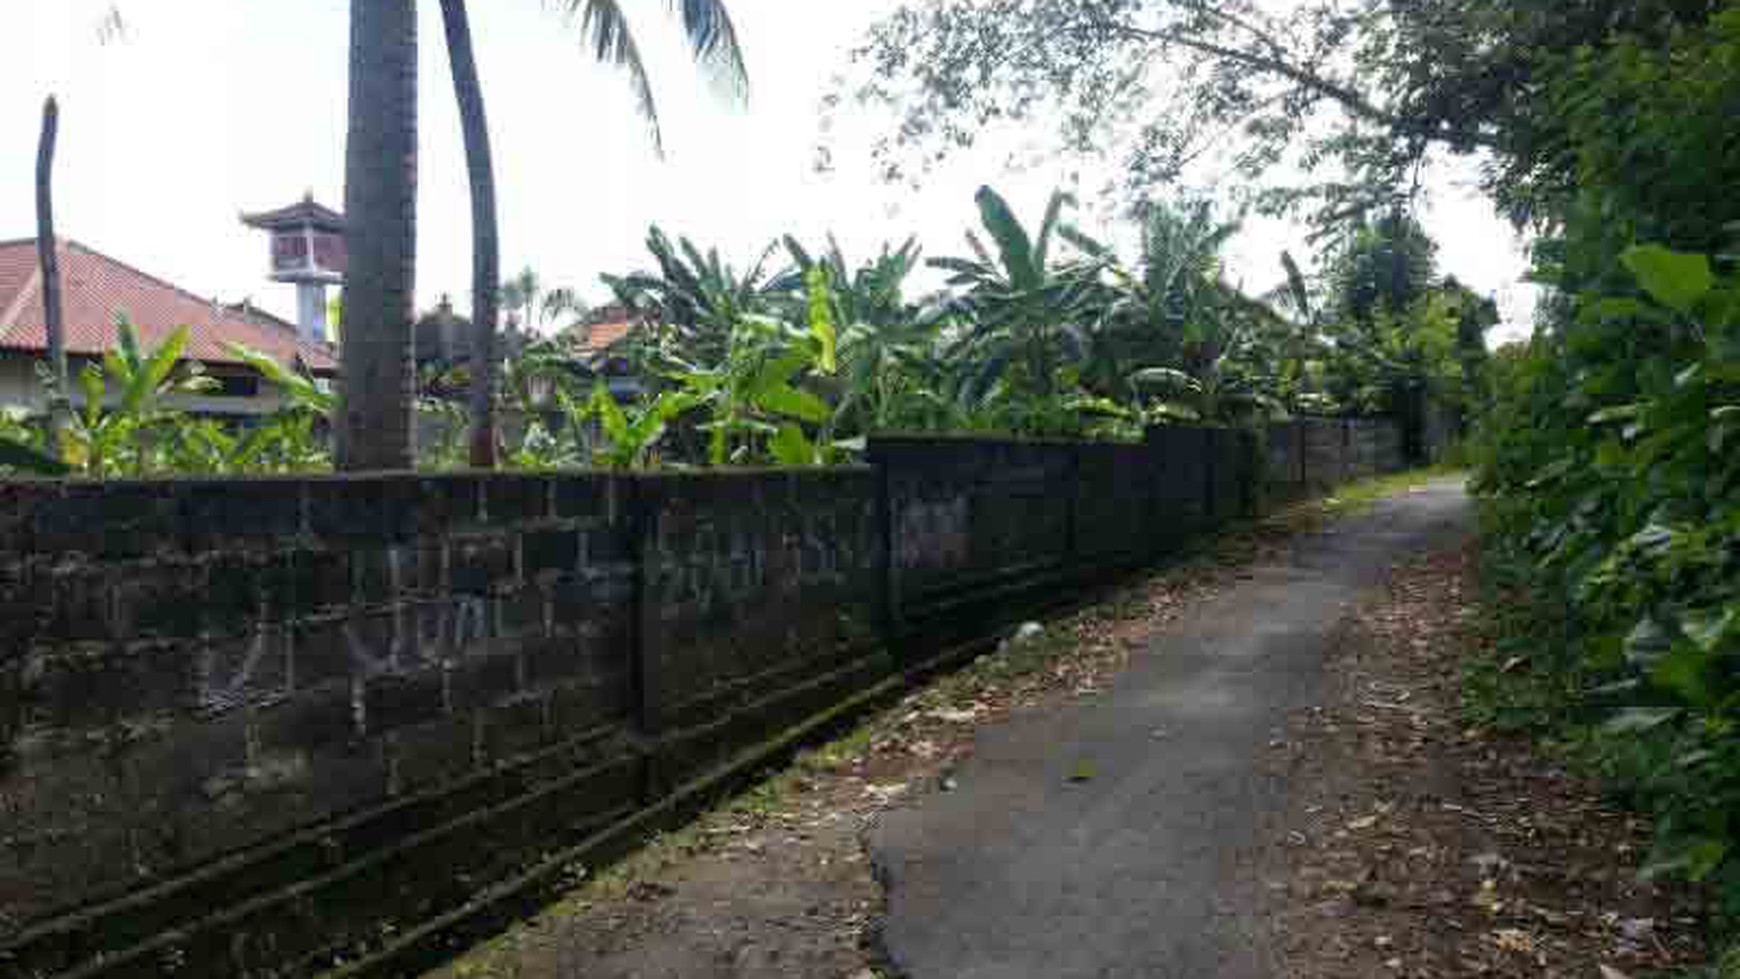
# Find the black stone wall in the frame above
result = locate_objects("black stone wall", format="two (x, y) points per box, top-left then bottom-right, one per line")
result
(1264, 418), (1410, 503)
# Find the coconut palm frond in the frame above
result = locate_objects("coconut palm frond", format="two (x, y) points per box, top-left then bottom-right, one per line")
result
(564, 0), (748, 157)
(570, 0), (665, 154)
(670, 0), (749, 100)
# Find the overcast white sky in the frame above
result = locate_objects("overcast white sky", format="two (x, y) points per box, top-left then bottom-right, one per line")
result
(2, 0), (1536, 342)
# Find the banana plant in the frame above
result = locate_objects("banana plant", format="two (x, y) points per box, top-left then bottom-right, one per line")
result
(604, 226), (790, 374)
(782, 235), (962, 437)
(1076, 198), (1248, 402)
(673, 324), (830, 465)
(502, 417), (580, 470)
(225, 342), (337, 471)
(0, 409), (69, 476)
(666, 268), (840, 466)
(226, 342), (337, 417)
(579, 382), (696, 469)
(1128, 315), (1285, 426)
(929, 186), (1106, 418)
(418, 393), (472, 470)
(42, 317), (216, 476)
(781, 234), (922, 336)
(160, 415), (330, 475)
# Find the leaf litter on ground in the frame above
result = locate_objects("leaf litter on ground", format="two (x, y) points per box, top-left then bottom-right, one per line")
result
(1272, 543), (1711, 979)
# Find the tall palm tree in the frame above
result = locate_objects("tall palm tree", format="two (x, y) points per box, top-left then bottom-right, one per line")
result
(435, 0), (747, 469)
(439, 0), (502, 468)
(500, 268), (544, 332)
(337, 0), (420, 471)
(35, 96), (69, 453)
(340, 0), (747, 470)
(494, 268), (588, 335)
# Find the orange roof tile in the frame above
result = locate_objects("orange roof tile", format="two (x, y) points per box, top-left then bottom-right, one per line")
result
(0, 238), (336, 374)
(580, 319), (635, 353)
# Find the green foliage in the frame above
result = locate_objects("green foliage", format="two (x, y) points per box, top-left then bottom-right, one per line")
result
(1623, 245), (1716, 315)
(217, 342), (336, 473)
(1, 325), (336, 479)
(669, 301), (840, 466)
(581, 383), (696, 470)
(1522, 8), (1740, 250)
(226, 343), (337, 417)
(0, 186), (1451, 480)
(1475, 243), (1740, 926)
(1459, 9), (1740, 946)
(607, 226), (791, 372)
(850, 0), (1724, 224)
(929, 186), (1106, 428)
(593, 183), (1460, 454)
(789, 236), (964, 436)
(0, 411), (69, 476)
(36, 317), (216, 477)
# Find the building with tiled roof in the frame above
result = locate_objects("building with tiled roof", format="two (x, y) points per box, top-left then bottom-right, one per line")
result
(0, 237), (337, 418)
(576, 315), (635, 356)
(561, 303), (647, 400)
(559, 303), (641, 365)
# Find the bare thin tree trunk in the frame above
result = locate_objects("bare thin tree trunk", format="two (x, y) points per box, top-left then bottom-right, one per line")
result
(439, 0), (500, 469)
(35, 96), (68, 454)
(337, 0), (419, 471)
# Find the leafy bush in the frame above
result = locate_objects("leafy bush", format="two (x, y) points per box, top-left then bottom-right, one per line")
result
(1452, 12), (1740, 949)
(1475, 244), (1740, 921)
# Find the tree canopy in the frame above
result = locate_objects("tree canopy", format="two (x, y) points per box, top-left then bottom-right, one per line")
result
(847, 0), (1723, 223)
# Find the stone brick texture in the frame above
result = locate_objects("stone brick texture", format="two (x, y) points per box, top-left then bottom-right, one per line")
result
(0, 421), (1416, 977)
(636, 469), (885, 735)
(0, 473), (637, 977)
(1268, 417), (1413, 502)
(871, 436), (1076, 628)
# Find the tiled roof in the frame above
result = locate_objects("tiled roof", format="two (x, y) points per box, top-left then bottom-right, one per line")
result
(0, 238), (337, 374)
(579, 319), (634, 353)
(240, 196), (346, 232)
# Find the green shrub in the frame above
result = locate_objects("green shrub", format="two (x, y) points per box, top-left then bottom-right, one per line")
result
(1474, 242), (1740, 935)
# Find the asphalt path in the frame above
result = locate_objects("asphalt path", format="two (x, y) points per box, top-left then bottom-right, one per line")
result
(869, 479), (1474, 979)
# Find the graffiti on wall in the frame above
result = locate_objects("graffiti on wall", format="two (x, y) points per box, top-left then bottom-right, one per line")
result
(894, 496), (970, 573)
(651, 505), (874, 618)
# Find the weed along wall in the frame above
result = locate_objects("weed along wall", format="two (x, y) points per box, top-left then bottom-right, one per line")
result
(0, 419), (1412, 979)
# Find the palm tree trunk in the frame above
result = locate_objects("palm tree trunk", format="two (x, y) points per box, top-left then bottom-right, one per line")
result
(337, 0), (419, 471)
(35, 96), (68, 454)
(439, 0), (499, 469)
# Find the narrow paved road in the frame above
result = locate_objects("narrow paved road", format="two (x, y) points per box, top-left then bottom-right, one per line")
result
(869, 479), (1473, 979)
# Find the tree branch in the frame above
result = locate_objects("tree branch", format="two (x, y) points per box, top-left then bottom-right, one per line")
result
(1101, 20), (1501, 150)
